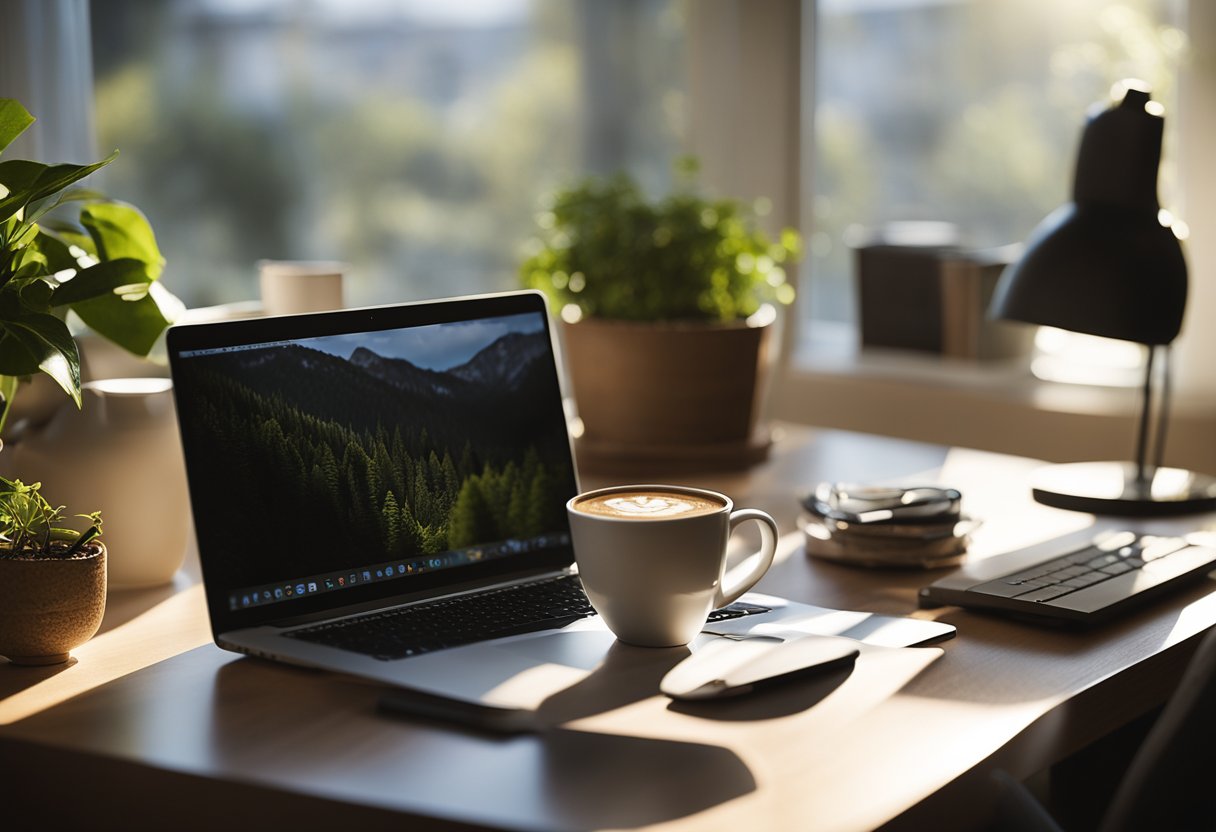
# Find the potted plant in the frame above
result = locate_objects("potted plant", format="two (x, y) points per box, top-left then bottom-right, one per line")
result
(0, 99), (181, 650)
(520, 159), (800, 470)
(0, 98), (180, 436)
(0, 476), (104, 665)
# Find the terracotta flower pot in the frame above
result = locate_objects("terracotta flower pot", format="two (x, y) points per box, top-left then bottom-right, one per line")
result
(0, 543), (107, 666)
(561, 317), (772, 469)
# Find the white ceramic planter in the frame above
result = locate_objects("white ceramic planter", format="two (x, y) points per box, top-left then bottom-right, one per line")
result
(7, 378), (190, 589)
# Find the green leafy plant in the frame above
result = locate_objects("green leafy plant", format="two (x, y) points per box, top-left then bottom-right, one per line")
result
(520, 159), (800, 323)
(0, 476), (101, 559)
(0, 98), (180, 433)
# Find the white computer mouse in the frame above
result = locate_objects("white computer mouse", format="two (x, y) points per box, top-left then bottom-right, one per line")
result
(659, 634), (860, 701)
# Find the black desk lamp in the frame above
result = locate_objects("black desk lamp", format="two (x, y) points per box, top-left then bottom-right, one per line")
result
(990, 81), (1216, 516)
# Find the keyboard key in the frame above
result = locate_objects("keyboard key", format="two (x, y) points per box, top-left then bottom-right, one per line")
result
(1065, 548), (1104, 566)
(1054, 566), (1090, 580)
(1062, 573), (1107, 589)
(972, 580), (1041, 598)
(1017, 586), (1074, 602)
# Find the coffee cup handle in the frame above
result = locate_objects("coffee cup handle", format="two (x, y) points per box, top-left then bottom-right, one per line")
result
(714, 509), (779, 608)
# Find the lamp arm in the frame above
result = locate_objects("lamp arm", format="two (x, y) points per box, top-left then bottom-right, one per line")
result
(1134, 345), (1155, 488)
(1153, 345), (1172, 472)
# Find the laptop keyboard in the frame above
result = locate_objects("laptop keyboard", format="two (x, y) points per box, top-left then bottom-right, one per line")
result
(284, 574), (771, 661)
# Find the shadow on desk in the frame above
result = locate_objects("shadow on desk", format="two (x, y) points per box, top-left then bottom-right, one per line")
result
(669, 662), (855, 721)
(2, 645), (758, 830)
(0, 655), (76, 699)
(532, 639), (855, 725)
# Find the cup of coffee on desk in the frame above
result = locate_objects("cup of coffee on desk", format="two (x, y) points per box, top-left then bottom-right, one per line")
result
(567, 485), (779, 647)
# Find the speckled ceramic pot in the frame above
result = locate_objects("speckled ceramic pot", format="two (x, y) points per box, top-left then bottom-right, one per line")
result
(0, 543), (106, 665)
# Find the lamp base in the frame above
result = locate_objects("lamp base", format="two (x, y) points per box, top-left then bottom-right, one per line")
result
(1031, 461), (1216, 517)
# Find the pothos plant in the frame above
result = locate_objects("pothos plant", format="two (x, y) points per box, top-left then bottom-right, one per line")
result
(0, 98), (181, 436)
(0, 475), (102, 560)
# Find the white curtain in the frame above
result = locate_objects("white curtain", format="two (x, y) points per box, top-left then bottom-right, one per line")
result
(0, 0), (96, 164)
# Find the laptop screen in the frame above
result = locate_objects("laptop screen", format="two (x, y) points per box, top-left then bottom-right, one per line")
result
(168, 292), (579, 634)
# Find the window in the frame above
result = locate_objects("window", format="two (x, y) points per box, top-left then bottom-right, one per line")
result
(19, 0), (1207, 402)
(803, 0), (1187, 380)
(90, 0), (687, 310)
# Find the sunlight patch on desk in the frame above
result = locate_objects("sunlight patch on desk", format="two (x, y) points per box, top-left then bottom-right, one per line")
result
(939, 447), (1093, 559)
(838, 687), (1053, 824)
(0, 585), (211, 724)
(1165, 575), (1216, 648)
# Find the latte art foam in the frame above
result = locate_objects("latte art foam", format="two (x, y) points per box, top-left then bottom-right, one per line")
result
(573, 490), (724, 520)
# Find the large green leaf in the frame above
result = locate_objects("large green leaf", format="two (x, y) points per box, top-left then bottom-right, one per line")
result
(0, 153), (116, 225)
(0, 100), (34, 156)
(20, 277), (55, 310)
(0, 314), (81, 404)
(0, 332), (42, 375)
(50, 257), (149, 306)
(37, 222), (97, 258)
(28, 227), (81, 274)
(80, 201), (163, 279)
(0, 160), (47, 222)
(0, 222), (39, 287)
(70, 280), (181, 357)
(11, 248), (49, 281)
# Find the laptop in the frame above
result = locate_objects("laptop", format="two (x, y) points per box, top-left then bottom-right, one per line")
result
(168, 291), (953, 709)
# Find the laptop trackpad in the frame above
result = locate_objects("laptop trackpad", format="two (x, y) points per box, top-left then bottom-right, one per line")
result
(395, 629), (621, 707)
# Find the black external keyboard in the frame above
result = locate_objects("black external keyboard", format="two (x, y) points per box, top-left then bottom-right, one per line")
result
(285, 573), (771, 660)
(920, 532), (1216, 625)
(967, 534), (1189, 602)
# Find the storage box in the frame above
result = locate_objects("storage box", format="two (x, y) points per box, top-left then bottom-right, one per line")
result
(855, 242), (1033, 360)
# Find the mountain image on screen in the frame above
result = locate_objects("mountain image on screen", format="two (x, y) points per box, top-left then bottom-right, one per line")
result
(177, 327), (576, 584)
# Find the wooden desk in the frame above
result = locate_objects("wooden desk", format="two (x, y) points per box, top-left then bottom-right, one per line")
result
(3, 425), (1216, 831)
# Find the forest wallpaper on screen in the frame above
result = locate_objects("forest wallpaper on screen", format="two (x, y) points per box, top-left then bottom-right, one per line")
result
(177, 317), (576, 584)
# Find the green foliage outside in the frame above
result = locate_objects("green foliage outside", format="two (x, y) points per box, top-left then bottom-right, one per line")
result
(520, 159), (800, 323)
(0, 99), (181, 433)
(90, 1), (675, 309)
(0, 475), (102, 559)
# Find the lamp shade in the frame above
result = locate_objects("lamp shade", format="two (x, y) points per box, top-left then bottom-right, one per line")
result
(989, 86), (1187, 345)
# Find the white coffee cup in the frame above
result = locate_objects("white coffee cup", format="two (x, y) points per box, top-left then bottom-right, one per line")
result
(567, 484), (779, 647)
(258, 260), (346, 316)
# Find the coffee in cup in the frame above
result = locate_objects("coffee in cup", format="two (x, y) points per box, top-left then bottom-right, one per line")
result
(571, 489), (725, 520)
(568, 485), (778, 647)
